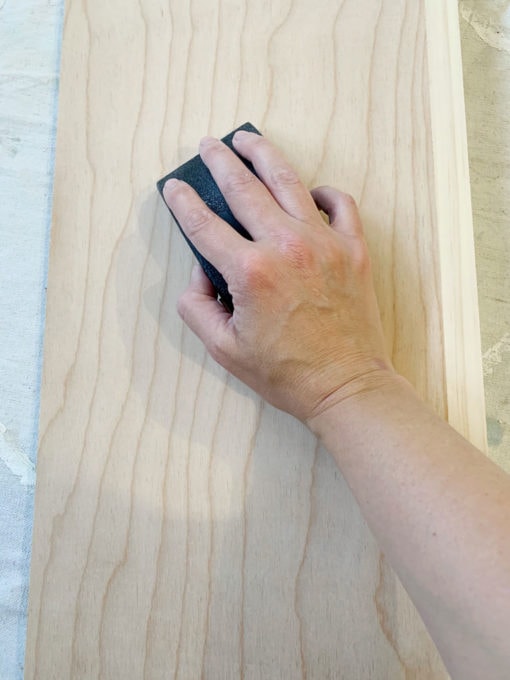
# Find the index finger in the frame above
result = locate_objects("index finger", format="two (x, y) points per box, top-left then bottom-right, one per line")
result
(198, 136), (284, 240)
(232, 131), (318, 223)
(163, 178), (250, 274)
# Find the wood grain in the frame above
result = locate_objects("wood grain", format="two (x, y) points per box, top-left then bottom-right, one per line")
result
(425, 0), (487, 452)
(25, 0), (485, 678)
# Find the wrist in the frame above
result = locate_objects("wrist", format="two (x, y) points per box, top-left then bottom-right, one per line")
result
(305, 368), (411, 437)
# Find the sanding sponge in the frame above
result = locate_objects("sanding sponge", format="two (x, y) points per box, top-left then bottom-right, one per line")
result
(157, 122), (262, 311)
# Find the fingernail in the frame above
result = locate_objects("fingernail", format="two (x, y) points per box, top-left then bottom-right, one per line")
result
(200, 136), (217, 147)
(233, 130), (251, 143)
(164, 178), (180, 191)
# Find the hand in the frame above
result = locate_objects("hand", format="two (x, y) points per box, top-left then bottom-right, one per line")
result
(163, 131), (395, 423)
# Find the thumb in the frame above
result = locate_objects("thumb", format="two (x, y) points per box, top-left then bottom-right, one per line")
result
(177, 264), (233, 358)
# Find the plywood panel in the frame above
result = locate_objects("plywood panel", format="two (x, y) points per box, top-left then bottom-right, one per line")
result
(25, 0), (486, 677)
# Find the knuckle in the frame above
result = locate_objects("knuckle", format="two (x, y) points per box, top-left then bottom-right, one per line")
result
(224, 169), (257, 195)
(184, 207), (213, 236)
(278, 234), (313, 269)
(239, 250), (272, 292)
(270, 165), (300, 187)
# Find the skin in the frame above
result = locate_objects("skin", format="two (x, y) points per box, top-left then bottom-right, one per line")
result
(163, 131), (510, 679)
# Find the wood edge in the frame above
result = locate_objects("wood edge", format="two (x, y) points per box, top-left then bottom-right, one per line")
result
(24, 3), (70, 677)
(424, 0), (487, 453)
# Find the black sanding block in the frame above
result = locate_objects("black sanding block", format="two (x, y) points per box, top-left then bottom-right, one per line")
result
(157, 121), (262, 312)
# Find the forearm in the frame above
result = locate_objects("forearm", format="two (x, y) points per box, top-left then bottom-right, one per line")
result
(308, 376), (510, 679)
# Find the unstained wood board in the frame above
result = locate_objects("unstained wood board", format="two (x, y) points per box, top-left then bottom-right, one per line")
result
(26, 1), (486, 678)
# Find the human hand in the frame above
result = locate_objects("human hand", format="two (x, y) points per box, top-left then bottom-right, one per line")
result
(163, 131), (395, 423)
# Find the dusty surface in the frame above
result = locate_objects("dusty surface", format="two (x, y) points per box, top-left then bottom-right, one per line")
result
(460, 0), (510, 470)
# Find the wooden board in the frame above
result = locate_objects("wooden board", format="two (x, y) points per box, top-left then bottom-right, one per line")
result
(25, 0), (487, 678)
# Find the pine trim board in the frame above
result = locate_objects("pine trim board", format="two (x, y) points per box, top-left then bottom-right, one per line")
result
(26, 1), (486, 678)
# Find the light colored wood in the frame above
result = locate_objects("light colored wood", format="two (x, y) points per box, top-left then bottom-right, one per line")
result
(25, 0), (485, 678)
(425, 0), (487, 452)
